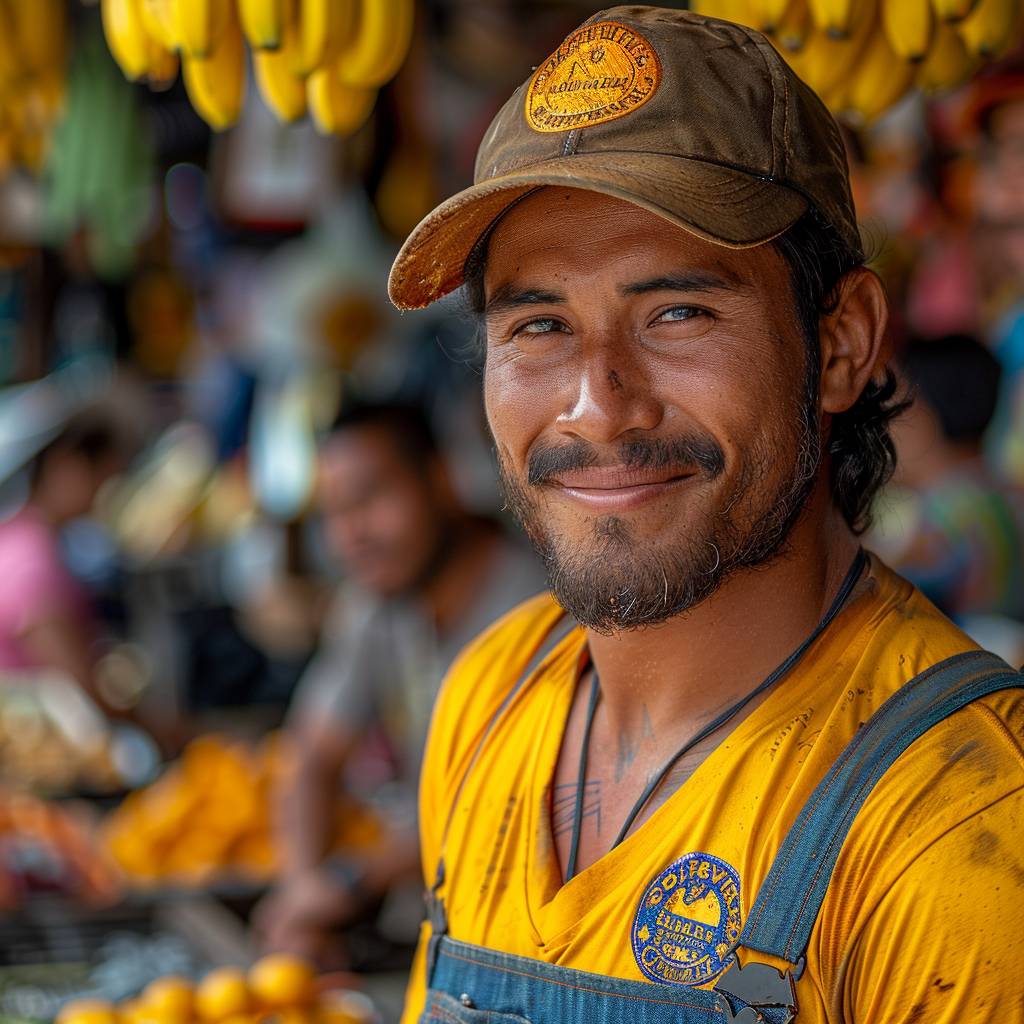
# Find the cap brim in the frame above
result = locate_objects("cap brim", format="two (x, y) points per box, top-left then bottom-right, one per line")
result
(388, 153), (809, 310)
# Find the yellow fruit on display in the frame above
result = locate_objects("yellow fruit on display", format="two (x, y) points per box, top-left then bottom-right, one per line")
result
(139, 0), (181, 51)
(195, 967), (251, 1021)
(917, 19), (982, 90)
(182, 4), (246, 129)
(785, 0), (877, 98)
(57, 1000), (119, 1024)
(102, 0), (152, 80)
(956, 0), (1022, 55)
(770, 0), (812, 51)
(253, 44), (308, 121)
(248, 954), (316, 1009)
(238, 0), (285, 50)
(336, 0), (415, 88)
(838, 28), (917, 123)
(930, 0), (981, 20)
(807, 0), (858, 36)
(177, 0), (231, 59)
(307, 67), (375, 135)
(881, 0), (936, 59)
(749, 0), (794, 30)
(140, 976), (194, 1022)
(145, 42), (180, 89)
(290, 0), (356, 77)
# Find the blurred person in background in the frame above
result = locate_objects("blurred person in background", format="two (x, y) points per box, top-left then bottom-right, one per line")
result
(256, 401), (544, 965)
(0, 408), (128, 706)
(872, 334), (1024, 632)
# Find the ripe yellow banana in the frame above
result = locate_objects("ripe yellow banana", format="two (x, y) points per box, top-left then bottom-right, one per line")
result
(838, 29), (916, 123)
(785, 0), (876, 96)
(253, 44), (307, 121)
(182, 5), (246, 130)
(102, 0), (152, 81)
(337, 0), (414, 87)
(238, 0), (284, 50)
(930, 0), (980, 21)
(956, 0), (1022, 55)
(139, 0), (181, 51)
(307, 65), (375, 134)
(771, 0), (811, 50)
(177, 0), (230, 59)
(916, 21), (981, 91)
(807, 0), (856, 36)
(881, 0), (935, 60)
(146, 42), (179, 88)
(290, 0), (356, 76)
(749, 0), (795, 30)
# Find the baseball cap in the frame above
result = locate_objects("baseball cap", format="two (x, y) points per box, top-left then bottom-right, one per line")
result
(388, 5), (862, 311)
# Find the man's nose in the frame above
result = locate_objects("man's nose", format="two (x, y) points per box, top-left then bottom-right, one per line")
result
(555, 346), (663, 445)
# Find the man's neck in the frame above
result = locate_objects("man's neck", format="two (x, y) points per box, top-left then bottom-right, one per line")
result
(585, 500), (861, 741)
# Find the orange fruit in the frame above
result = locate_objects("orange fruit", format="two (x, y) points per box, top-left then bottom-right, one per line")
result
(140, 976), (194, 1021)
(56, 999), (118, 1024)
(248, 954), (316, 1008)
(196, 967), (251, 1021)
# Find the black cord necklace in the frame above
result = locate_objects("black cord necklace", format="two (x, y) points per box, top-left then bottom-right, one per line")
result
(563, 548), (868, 882)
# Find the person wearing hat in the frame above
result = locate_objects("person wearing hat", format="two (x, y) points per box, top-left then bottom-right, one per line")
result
(389, 8), (1024, 1024)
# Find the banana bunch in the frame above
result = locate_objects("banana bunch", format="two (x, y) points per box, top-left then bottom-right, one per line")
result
(0, 0), (67, 178)
(99, 0), (415, 136)
(691, 0), (1024, 125)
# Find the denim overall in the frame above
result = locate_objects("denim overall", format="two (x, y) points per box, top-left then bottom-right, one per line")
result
(418, 629), (1020, 1024)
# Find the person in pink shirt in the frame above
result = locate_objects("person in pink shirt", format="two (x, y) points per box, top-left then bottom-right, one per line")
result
(0, 410), (127, 705)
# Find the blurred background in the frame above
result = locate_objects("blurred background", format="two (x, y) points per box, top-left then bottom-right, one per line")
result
(0, 1), (1021, 1022)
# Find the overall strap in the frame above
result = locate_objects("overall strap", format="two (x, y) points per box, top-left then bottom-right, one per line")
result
(740, 649), (1021, 966)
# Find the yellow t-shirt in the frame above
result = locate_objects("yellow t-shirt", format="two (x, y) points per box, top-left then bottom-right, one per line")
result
(403, 557), (1024, 1023)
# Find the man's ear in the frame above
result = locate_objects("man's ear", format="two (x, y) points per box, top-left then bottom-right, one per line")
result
(819, 268), (889, 414)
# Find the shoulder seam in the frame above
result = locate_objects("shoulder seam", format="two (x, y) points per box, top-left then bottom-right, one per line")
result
(971, 700), (1024, 773)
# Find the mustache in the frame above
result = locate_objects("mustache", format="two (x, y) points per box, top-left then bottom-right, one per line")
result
(527, 435), (726, 486)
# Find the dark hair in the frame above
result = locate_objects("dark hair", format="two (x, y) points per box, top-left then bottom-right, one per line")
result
(328, 400), (438, 469)
(900, 333), (1001, 444)
(463, 205), (905, 534)
(31, 409), (127, 486)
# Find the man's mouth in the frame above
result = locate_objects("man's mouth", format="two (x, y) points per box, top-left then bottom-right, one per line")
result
(547, 465), (696, 510)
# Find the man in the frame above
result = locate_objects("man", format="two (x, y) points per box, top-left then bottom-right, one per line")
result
(385, 8), (1024, 1024)
(257, 402), (543, 964)
(873, 334), (1024, 627)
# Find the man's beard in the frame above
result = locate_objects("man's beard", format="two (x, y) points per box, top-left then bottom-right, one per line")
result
(496, 368), (822, 633)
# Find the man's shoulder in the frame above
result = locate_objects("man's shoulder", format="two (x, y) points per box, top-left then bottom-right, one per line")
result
(423, 591), (571, 772)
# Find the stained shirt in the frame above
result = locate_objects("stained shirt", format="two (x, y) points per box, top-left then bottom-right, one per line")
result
(403, 556), (1024, 1023)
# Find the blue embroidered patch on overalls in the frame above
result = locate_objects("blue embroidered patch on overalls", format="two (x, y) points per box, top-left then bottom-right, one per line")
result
(632, 852), (743, 986)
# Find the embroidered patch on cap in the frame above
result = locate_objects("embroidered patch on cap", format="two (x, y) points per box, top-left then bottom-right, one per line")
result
(632, 853), (742, 987)
(525, 21), (661, 134)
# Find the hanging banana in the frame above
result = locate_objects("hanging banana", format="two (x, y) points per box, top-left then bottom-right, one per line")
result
(336, 0), (415, 88)
(182, 3), (246, 129)
(307, 65), (376, 135)
(881, 0), (936, 60)
(177, 0), (231, 60)
(102, 0), (152, 81)
(956, 0), (1022, 56)
(238, 0), (285, 50)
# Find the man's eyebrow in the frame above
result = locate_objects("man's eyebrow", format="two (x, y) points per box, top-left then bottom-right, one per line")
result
(484, 283), (565, 318)
(620, 270), (741, 296)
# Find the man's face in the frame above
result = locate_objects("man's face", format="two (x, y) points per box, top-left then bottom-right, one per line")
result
(482, 189), (821, 631)
(318, 427), (445, 596)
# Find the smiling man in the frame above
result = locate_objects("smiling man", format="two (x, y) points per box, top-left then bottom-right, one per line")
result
(388, 8), (1024, 1024)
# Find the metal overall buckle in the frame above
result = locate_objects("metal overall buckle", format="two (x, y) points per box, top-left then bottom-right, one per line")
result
(713, 949), (803, 1024)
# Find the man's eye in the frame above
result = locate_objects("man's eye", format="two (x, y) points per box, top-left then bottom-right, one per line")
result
(517, 318), (564, 335)
(654, 306), (703, 324)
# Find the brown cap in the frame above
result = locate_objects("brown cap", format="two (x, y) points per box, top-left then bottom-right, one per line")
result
(388, 5), (861, 311)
